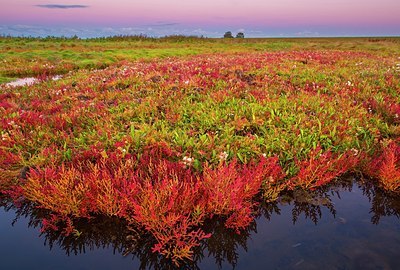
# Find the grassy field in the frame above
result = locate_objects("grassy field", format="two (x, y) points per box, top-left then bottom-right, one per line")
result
(1, 36), (399, 82)
(0, 36), (400, 264)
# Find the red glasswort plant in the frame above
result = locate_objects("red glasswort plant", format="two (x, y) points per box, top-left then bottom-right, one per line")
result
(365, 140), (400, 191)
(289, 146), (360, 189)
(203, 156), (285, 231)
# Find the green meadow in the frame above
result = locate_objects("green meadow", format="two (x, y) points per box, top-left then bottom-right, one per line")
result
(1, 36), (398, 82)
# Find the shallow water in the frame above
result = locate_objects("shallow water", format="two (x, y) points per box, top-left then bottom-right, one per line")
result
(5, 77), (38, 87)
(1, 178), (399, 270)
(4, 75), (62, 87)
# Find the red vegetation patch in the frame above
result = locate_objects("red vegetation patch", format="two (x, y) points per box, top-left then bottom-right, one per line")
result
(203, 156), (285, 231)
(365, 140), (400, 191)
(289, 147), (360, 189)
(14, 145), (286, 264)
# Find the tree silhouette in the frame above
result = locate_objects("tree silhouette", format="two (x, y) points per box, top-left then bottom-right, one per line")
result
(223, 31), (233, 38)
(236, 32), (244, 38)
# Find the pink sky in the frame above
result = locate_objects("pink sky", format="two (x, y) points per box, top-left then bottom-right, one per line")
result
(1, 0), (399, 37)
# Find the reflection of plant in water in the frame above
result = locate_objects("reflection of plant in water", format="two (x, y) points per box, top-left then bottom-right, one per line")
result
(202, 217), (257, 268)
(0, 195), (255, 270)
(1, 175), (399, 269)
(282, 175), (400, 226)
(281, 189), (336, 225)
(278, 175), (354, 225)
(359, 178), (400, 225)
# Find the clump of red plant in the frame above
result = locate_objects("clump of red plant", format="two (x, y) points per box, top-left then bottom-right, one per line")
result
(288, 146), (360, 190)
(10, 143), (288, 265)
(364, 140), (400, 192)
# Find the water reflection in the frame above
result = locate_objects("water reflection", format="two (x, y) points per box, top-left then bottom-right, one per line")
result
(360, 180), (400, 224)
(1, 175), (399, 269)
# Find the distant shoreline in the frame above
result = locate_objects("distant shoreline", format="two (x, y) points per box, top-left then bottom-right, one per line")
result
(1, 34), (399, 41)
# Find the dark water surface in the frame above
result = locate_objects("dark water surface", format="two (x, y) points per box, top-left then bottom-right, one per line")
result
(1, 177), (399, 270)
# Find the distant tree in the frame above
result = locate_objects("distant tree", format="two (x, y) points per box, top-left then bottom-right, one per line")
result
(236, 32), (245, 38)
(223, 31), (234, 38)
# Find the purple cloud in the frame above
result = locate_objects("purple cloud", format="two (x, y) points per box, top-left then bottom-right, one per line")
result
(35, 4), (89, 9)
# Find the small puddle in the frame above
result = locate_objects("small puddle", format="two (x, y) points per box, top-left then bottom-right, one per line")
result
(4, 75), (62, 87)
(5, 77), (38, 87)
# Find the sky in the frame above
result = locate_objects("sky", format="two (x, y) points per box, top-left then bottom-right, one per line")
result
(0, 0), (399, 38)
